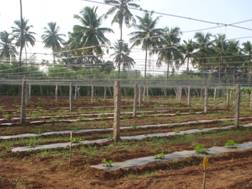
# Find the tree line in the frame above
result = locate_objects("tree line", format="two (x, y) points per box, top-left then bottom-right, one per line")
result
(0, 0), (252, 82)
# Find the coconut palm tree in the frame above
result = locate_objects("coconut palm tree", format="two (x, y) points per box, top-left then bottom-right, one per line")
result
(242, 41), (252, 81)
(12, 18), (36, 64)
(42, 22), (65, 64)
(193, 32), (213, 72)
(181, 39), (195, 73)
(71, 6), (113, 55)
(111, 40), (135, 76)
(0, 31), (17, 63)
(104, 0), (140, 43)
(155, 27), (183, 78)
(130, 12), (164, 78)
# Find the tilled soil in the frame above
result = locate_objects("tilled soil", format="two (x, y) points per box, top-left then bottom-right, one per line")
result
(0, 151), (252, 189)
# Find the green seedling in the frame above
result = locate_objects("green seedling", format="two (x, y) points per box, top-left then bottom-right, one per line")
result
(102, 159), (113, 167)
(27, 137), (39, 147)
(224, 140), (238, 148)
(131, 125), (138, 129)
(194, 144), (207, 154)
(154, 152), (165, 160)
(70, 137), (82, 144)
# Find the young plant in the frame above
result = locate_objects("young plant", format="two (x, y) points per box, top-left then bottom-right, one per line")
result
(194, 144), (207, 154)
(224, 140), (238, 148)
(102, 159), (113, 167)
(154, 152), (165, 160)
(131, 125), (138, 129)
(27, 137), (39, 147)
(70, 137), (82, 144)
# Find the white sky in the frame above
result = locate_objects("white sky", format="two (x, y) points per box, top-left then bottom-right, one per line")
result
(1, 0), (252, 73)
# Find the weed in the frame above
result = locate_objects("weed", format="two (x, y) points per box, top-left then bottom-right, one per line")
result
(224, 140), (238, 148)
(70, 137), (82, 143)
(102, 159), (113, 167)
(194, 144), (207, 154)
(154, 152), (165, 160)
(27, 137), (39, 147)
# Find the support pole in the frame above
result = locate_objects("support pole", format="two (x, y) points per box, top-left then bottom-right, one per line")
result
(204, 87), (208, 113)
(235, 84), (240, 127)
(250, 91), (252, 111)
(103, 87), (107, 100)
(133, 84), (138, 117)
(113, 80), (121, 142)
(74, 85), (78, 100)
(69, 83), (72, 112)
(214, 88), (217, 101)
(28, 84), (31, 100)
(226, 88), (230, 108)
(55, 85), (58, 101)
(187, 86), (191, 106)
(179, 87), (182, 103)
(138, 86), (142, 108)
(91, 85), (94, 103)
(20, 79), (27, 125)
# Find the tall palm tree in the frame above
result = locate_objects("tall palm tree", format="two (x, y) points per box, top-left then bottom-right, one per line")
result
(42, 22), (65, 64)
(130, 12), (163, 78)
(181, 39), (195, 73)
(155, 27), (183, 78)
(193, 32), (213, 72)
(212, 34), (227, 81)
(12, 19), (36, 64)
(0, 31), (17, 63)
(104, 0), (140, 43)
(71, 6), (113, 55)
(242, 41), (252, 81)
(111, 40), (135, 76)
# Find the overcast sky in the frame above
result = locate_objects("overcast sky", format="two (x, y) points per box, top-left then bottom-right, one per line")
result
(1, 0), (252, 72)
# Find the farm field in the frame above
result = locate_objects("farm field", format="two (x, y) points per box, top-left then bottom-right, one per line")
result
(0, 90), (252, 189)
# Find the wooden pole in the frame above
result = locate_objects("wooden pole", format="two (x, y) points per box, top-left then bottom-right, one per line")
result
(138, 86), (142, 108)
(103, 87), (107, 100)
(74, 85), (77, 100)
(214, 88), (217, 101)
(91, 85), (94, 103)
(204, 87), (208, 113)
(226, 88), (230, 108)
(20, 78), (27, 125)
(133, 84), (138, 117)
(55, 85), (58, 101)
(113, 80), (121, 142)
(235, 84), (240, 127)
(187, 86), (191, 106)
(69, 83), (72, 112)
(250, 91), (252, 111)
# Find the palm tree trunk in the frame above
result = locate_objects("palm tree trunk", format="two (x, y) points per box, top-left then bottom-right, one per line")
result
(25, 46), (27, 64)
(166, 61), (170, 80)
(187, 57), (189, 72)
(52, 49), (55, 65)
(144, 46), (148, 79)
(19, 0), (24, 69)
(118, 21), (123, 79)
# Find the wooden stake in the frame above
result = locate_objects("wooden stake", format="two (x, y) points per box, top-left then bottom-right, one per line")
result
(91, 85), (94, 103)
(204, 87), (208, 113)
(187, 86), (191, 106)
(113, 80), (121, 142)
(20, 78), (27, 125)
(69, 131), (73, 165)
(214, 88), (217, 101)
(133, 84), (138, 117)
(69, 83), (72, 112)
(55, 85), (58, 101)
(235, 84), (240, 128)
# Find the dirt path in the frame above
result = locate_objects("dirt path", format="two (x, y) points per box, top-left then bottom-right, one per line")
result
(0, 152), (252, 189)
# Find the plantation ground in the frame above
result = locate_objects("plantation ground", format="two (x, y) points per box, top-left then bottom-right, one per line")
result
(0, 95), (252, 188)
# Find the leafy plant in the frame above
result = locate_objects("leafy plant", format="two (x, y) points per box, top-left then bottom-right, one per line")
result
(224, 140), (238, 148)
(102, 159), (113, 167)
(27, 137), (39, 147)
(131, 125), (138, 129)
(194, 144), (207, 154)
(154, 152), (165, 160)
(70, 137), (82, 144)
